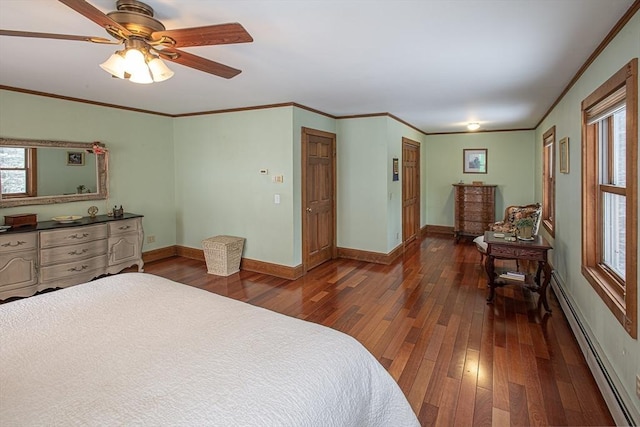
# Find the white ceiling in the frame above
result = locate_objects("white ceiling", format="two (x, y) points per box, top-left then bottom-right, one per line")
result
(0, 0), (635, 133)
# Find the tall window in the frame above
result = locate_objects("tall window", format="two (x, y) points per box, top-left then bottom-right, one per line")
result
(0, 147), (37, 198)
(542, 126), (555, 236)
(581, 58), (637, 338)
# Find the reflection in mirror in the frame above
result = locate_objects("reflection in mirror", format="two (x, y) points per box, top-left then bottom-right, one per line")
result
(0, 138), (108, 207)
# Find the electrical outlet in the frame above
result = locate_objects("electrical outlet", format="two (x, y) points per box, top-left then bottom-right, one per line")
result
(146, 235), (155, 244)
(636, 375), (640, 399)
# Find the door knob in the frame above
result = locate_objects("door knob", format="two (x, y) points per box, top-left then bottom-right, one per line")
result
(306, 207), (312, 213)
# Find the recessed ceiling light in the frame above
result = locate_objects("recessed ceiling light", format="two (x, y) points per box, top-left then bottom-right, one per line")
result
(467, 122), (480, 131)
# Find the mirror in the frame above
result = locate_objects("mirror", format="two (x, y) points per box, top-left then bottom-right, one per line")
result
(0, 138), (108, 207)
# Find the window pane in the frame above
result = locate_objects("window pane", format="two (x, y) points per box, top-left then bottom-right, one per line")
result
(613, 108), (626, 186)
(0, 170), (27, 194)
(602, 191), (625, 280)
(0, 147), (26, 168)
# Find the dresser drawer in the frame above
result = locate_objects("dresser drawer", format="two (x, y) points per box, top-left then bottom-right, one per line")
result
(0, 232), (37, 254)
(489, 245), (545, 261)
(109, 218), (141, 236)
(40, 224), (107, 248)
(39, 255), (107, 282)
(40, 239), (108, 266)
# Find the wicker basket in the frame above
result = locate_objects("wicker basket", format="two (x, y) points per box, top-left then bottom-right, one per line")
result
(202, 235), (245, 276)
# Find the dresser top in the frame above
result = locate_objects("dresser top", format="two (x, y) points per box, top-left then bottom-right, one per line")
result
(1, 213), (143, 235)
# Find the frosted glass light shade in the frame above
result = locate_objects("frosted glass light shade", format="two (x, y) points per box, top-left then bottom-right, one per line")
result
(129, 68), (153, 84)
(148, 57), (174, 82)
(124, 48), (147, 75)
(467, 122), (481, 131)
(99, 53), (126, 79)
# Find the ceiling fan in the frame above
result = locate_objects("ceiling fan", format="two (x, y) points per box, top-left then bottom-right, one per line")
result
(0, 0), (253, 83)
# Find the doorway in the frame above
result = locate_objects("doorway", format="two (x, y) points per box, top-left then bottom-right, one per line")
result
(402, 138), (420, 245)
(301, 127), (336, 271)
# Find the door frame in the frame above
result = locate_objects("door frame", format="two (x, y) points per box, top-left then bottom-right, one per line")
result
(402, 137), (421, 246)
(301, 127), (337, 273)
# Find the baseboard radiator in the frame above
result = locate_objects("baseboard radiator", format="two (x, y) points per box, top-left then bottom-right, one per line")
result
(551, 272), (638, 426)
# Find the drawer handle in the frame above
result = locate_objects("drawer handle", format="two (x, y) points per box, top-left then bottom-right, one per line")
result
(68, 249), (88, 255)
(69, 233), (90, 240)
(118, 225), (131, 230)
(1, 241), (26, 247)
(68, 265), (89, 272)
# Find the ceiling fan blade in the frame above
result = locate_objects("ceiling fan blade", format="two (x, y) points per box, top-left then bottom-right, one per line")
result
(0, 29), (117, 44)
(152, 23), (252, 48)
(159, 48), (241, 79)
(58, 0), (132, 38)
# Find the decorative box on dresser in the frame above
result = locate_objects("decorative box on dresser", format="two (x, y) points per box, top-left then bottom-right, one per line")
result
(0, 213), (143, 300)
(452, 184), (496, 242)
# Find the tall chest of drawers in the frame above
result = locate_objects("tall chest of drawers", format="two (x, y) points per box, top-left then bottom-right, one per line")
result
(0, 214), (143, 300)
(453, 184), (496, 242)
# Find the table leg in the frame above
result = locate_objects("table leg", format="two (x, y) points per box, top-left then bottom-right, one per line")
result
(539, 261), (552, 312)
(486, 255), (496, 303)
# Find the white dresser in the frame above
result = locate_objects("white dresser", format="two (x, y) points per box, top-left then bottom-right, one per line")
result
(0, 214), (143, 300)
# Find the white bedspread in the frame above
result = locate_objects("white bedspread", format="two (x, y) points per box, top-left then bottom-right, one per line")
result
(0, 273), (419, 426)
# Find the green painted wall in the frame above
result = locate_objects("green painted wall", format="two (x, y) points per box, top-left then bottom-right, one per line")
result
(0, 90), (176, 252)
(173, 107), (296, 266)
(336, 117), (389, 253)
(37, 148), (97, 196)
(534, 12), (639, 418)
(386, 118), (426, 251)
(425, 131), (536, 227)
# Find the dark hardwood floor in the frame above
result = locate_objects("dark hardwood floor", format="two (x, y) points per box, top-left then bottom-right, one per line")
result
(143, 233), (613, 425)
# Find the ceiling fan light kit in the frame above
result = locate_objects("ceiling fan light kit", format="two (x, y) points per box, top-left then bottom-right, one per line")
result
(1, 0), (253, 83)
(100, 37), (174, 84)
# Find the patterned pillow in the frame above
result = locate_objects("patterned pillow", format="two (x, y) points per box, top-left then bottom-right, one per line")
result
(507, 205), (541, 232)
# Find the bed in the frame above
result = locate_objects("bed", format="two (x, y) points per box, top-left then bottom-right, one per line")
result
(0, 273), (419, 426)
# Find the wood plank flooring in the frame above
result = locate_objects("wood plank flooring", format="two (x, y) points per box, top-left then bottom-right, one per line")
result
(141, 233), (613, 426)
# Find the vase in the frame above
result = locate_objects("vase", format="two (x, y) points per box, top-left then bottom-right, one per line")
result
(517, 225), (533, 240)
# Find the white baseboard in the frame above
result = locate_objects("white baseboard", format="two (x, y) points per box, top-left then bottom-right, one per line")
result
(551, 272), (638, 426)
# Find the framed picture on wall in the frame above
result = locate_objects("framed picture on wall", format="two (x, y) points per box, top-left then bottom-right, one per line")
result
(463, 149), (487, 174)
(67, 151), (84, 166)
(559, 137), (569, 173)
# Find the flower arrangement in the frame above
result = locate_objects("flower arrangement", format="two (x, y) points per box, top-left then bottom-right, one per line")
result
(87, 142), (107, 155)
(515, 217), (534, 228)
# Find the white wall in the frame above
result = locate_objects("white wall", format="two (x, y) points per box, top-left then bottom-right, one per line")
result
(0, 90), (176, 252)
(425, 131), (536, 227)
(534, 11), (640, 419)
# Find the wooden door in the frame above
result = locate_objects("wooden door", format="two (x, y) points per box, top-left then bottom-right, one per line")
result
(402, 138), (420, 245)
(302, 128), (336, 271)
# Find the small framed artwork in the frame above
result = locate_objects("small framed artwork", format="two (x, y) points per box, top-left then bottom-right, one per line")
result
(67, 151), (84, 166)
(559, 137), (569, 173)
(463, 149), (487, 174)
(392, 158), (399, 181)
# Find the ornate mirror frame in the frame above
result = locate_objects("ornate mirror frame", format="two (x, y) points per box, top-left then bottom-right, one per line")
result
(0, 138), (108, 208)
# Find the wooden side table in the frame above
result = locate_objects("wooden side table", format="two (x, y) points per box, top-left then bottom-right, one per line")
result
(484, 231), (553, 312)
